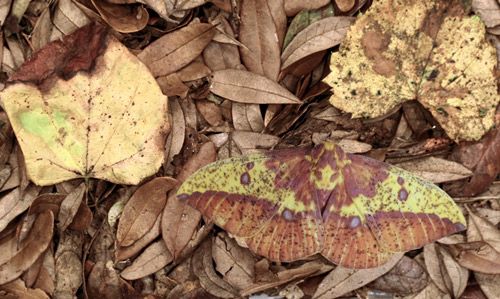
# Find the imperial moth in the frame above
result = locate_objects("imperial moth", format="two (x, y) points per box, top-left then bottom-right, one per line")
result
(177, 141), (466, 268)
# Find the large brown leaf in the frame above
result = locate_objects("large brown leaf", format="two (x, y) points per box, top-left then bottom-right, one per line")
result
(210, 69), (301, 104)
(116, 177), (177, 247)
(281, 16), (353, 70)
(0, 210), (54, 284)
(239, 0), (283, 80)
(138, 22), (216, 77)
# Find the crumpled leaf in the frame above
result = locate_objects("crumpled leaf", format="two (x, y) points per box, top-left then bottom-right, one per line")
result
(192, 238), (238, 298)
(57, 182), (86, 232)
(212, 232), (255, 290)
(0, 23), (168, 186)
(0, 279), (50, 299)
(324, 0), (499, 141)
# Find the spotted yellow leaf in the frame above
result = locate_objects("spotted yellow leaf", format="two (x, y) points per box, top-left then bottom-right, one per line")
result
(177, 141), (466, 269)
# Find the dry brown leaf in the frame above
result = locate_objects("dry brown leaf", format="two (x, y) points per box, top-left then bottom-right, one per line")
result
(212, 232), (255, 290)
(472, 0), (500, 28)
(242, 260), (332, 296)
(476, 208), (500, 225)
(51, 0), (90, 38)
(0, 279), (49, 299)
(0, 210), (54, 284)
(203, 16), (241, 71)
(117, 177), (177, 247)
(337, 139), (372, 154)
(475, 272), (500, 299)
(210, 69), (301, 104)
(177, 60), (211, 82)
(396, 157), (473, 184)
(313, 254), (403, 299)
(0, 0), (11, 26)
(57, 182), (85, 232)
(33, 249), (55, 296)
(239, 0), (282, 80)
(467, 209), (500, 250)
(335, 0), (356, 12)
(232, 103), (253, 131)
(121, 240), (173, 280)
(138, 22), (216, 77)
(231, 131), (280, 154)
(164, 98), (186, 170)
(67, 201), (92, 231)
(54, 231), (83, 298)
(192, 238), (238, 298)
(408, 281), (449, 299)
(162, 142), (216, 258)
(196, 100), (223, 126)
(156, 73), (189, 97)
(87, 260), (122, 299)
(369, 256), (428, 296)
(284, 0), (330, 16)
(115, 213), (161, 262)
(448, 119), (500, 196)
(91, 0), (148, 33)
(30, 8), (52, 51)
(424, 243), (469, 297)
(0, 185), (40, 233)
(281, 16), (353, 70)
(448, 242), (500, 274)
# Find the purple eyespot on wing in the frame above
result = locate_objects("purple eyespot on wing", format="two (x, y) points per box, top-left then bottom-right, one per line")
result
(240, 172), (251, 185)
(282, 209), (294, 221)
(398, 188), (408, 201)
(349, 216), (361, 228)
(397, 176), (404, 185)
(177, 193), (189, 200)
(246, 162), (254, 170)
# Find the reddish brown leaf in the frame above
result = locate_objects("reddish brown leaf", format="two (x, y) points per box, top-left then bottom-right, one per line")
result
(115, 214), (161, 262)
(448, 120), (500, 196)
(138, 22), (216, 77)
(116, 177), (177, 247)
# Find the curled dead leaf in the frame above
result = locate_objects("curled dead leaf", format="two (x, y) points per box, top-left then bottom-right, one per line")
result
(57, 182), (86, 232)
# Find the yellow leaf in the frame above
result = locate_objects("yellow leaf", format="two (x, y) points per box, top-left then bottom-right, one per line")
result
(0, 23), (169, 186)
(323, 0), (499, 141)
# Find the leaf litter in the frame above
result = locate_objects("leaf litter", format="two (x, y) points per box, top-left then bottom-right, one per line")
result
(0, 0), (497, 298)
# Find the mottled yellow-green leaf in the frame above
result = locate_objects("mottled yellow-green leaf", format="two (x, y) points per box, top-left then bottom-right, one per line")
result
(0, 24), (168, 186)
(323, 0), (499, 141)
